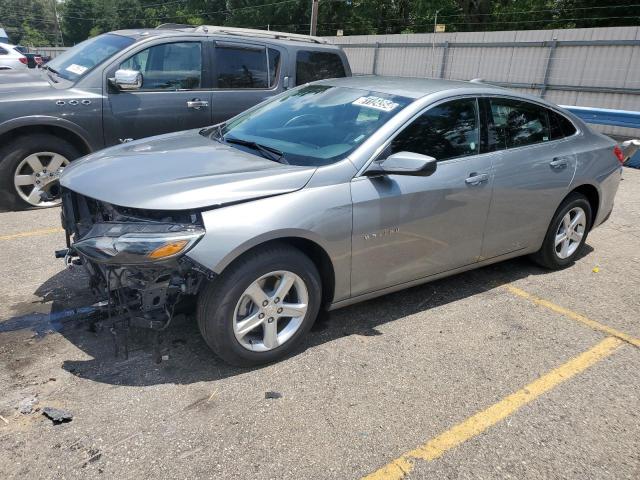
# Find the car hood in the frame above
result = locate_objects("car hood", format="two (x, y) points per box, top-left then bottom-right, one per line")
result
(0, 69), (50, 91)
(60, 130), (317, 210)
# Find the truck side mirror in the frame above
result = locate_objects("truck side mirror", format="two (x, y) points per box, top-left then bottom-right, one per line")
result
(111, 69), (142, 90)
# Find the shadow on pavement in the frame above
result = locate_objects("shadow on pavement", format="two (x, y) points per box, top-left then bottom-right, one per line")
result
(1, 245), (594, 387)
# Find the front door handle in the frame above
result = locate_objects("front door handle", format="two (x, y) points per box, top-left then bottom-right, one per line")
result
(187, 99), (209, 110)
(465, 172), (489, 186)
(549, 157), (569, 169)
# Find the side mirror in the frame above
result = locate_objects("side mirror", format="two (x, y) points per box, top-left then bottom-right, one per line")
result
(111, 69), (142, 90)
(365, 151), (437, 177)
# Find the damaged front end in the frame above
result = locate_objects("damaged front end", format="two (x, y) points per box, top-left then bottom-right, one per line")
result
(58, 189), (214, 356)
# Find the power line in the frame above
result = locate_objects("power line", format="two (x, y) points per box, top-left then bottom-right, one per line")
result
(60, 0), (305, 22)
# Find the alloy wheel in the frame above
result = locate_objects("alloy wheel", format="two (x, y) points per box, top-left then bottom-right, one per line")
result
(554, 206), (586, 259)
(14, 152), (69, 207)
(233, 270), (309, 352)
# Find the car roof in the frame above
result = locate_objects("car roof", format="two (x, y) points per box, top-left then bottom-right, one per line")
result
(315, 76), (508, 99)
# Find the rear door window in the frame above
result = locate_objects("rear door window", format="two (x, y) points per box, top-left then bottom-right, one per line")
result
(119, 41), (202, 90)
(488, 98), (551, 150)
(296, 50), (345, 85)
(390, 98), (480, 161)
(215, 43), (269, 89)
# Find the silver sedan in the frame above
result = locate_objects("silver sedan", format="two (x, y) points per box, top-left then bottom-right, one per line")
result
(59, 76), (623, 365)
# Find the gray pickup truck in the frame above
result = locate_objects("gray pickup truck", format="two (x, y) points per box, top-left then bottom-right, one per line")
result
(0, 25), (350, 209)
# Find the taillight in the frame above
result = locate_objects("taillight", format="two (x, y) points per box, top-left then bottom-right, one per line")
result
(18, 57), (27, 65)
(613, 145), (625, 164)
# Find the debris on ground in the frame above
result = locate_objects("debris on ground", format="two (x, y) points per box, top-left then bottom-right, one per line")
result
(0, 415), (9, 424)
(161, 354), (169, 361)
(18, 395), (39, 414)
(592, 266), (600, 273)
(265, 391), (282, 400)
(42, 407), (73, 424)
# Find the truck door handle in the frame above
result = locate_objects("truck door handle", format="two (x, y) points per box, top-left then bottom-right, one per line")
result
(187, 99), (209, 110)
(465, 173), (489, 186)
(549, 157), (569, 169)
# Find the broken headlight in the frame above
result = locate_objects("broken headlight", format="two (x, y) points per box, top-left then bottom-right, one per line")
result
(72, 222), (204, 265)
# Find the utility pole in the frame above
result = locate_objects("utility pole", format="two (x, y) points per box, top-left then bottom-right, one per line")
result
(51, 0), (64, 47)
(310, 0), (319, 36)
(431, 9), (440, 78)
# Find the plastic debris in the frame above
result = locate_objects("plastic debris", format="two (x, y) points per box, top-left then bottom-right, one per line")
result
(18, 395), (39, 414)
(265, 391), (282, 400)
(592, 267), (600, 273)
(42, 407), (73, 424)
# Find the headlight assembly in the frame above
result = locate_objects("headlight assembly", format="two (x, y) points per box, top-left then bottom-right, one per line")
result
(72, 222), (204, 265)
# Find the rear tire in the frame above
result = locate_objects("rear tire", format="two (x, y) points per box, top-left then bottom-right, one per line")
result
(531, 192), (592, 269)
(197, 244), (322, 366)
(0, 134), (81, 211)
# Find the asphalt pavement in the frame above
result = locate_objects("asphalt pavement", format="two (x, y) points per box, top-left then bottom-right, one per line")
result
(1, 168), (639, 479)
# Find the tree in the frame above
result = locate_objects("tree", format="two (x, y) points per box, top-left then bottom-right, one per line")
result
(0, 0), (61, 46)
(3, 0), (639, 46)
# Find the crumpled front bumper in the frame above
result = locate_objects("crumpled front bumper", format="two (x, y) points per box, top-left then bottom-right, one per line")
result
(58, 188), (212, 328)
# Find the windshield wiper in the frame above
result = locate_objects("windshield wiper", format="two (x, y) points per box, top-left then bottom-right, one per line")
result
(224, 137), (289, 165)
(43, 65), (59, 75)
(199, 123), (226, 143)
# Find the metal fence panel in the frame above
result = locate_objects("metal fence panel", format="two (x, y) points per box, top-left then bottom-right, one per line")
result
(325, 26), (640, 136)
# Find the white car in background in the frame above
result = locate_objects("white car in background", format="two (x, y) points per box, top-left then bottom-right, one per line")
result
(0, 43), (28, 70)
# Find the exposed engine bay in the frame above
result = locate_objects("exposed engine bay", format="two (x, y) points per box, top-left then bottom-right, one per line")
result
(58, 189), (214, 357)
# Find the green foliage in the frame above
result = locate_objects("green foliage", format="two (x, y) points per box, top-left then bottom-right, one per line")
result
(0, 0), (61, 46)
(0, 0), (637, 46)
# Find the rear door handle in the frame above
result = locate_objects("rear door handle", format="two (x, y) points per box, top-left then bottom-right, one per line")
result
(549, 157), (570, 169)
(187, 99), (209, 110)
(465, 172), (489, 186)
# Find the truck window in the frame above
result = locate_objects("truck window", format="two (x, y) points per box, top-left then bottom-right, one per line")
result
(215, 44), (269, 89)
(296, 51), (345, 86)
(120, 41), (202, 90)
(268, 48), (280, 87)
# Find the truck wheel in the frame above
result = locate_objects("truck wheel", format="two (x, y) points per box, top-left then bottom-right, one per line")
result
(0, 134), (81, 210)
(197, 244), (322, 366)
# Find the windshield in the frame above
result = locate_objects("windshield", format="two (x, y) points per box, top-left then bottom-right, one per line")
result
(46, 33), (135, 82)
(207, 85), (412, 167)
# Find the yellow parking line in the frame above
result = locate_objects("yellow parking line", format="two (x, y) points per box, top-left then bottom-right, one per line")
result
(505, 285), (640, 348)
(362, 336), (623, 480)
(0, 227), (64, 241)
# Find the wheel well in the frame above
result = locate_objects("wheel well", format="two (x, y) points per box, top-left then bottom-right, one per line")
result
(571, 184), (599, 225)
(233, 238), (336, 309)
(0, 125), (91, 156)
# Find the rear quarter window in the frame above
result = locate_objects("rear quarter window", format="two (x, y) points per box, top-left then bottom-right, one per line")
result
(0, 47), (7, 55)
(549, 110), (577, 139)
(296, 50), (345, 86)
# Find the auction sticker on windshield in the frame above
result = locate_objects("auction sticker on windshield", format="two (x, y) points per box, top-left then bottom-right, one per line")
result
(352, 96), (399, 112)
(65, 64), (88, 75)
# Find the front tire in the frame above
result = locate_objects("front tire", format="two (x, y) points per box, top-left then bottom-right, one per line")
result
(0, 134), (80, 210)
(531, 192), (592, 269)
(197, 244), (322, 366)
